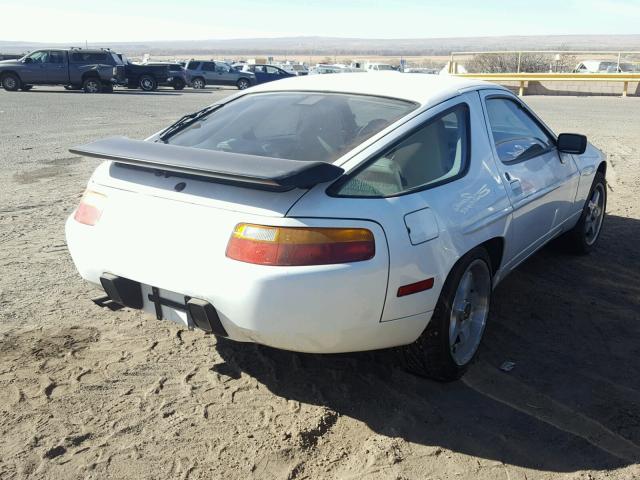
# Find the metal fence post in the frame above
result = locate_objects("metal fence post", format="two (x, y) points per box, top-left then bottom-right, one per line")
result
(517, 52), (522, 73)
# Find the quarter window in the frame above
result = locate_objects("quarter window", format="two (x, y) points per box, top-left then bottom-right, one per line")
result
(335, 104), (469, 197)
(485, 98), (554, 163)
(187, 61), (201, 70)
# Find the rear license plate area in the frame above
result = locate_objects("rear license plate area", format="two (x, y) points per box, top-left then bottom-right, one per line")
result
(141, 284), (191, 328)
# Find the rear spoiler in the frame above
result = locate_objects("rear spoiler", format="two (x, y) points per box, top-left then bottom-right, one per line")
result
(69, 136), (344, 191)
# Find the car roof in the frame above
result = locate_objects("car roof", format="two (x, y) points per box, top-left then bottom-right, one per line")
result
(247, 72), (498, 106)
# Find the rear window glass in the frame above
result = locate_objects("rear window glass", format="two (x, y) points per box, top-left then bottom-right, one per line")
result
(168, 64), (182, 72)
(166, 92), (417, 163)
(70, 52), (107, 63)
(187, 61), (201, 69)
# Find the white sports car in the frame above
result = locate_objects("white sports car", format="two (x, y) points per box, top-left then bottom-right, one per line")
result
(66, 73), (607, 380)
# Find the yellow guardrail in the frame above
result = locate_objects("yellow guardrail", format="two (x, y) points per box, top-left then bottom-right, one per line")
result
(452, 72), (640, 97)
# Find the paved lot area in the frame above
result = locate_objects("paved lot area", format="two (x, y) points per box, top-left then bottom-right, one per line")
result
(0, 86), (639, 479)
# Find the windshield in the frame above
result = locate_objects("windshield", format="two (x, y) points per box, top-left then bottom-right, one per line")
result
(166, 92), (417, 163)
(376, 64), (394, 71)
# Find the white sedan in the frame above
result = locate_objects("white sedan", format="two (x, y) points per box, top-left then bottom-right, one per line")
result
(66, 73), (607, 381)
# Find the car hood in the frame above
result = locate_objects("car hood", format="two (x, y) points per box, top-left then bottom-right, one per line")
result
(0, 59), (21, 66)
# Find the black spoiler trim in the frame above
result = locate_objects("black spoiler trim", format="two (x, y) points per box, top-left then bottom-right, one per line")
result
(69, 136), (344, 191)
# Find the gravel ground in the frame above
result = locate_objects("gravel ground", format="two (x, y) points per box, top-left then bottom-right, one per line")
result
(0, 87), (639, 480)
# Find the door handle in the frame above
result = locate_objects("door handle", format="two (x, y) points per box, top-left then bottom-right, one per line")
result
(504, 172), (522, 194)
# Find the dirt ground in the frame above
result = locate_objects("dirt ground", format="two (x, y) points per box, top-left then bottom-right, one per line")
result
(0, 87), (639, 480)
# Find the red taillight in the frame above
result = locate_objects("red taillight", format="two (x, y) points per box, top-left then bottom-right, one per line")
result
(226, 224), (375, 266)
(74, 190), (106, 226)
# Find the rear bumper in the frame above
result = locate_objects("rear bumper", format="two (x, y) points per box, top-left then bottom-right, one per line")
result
(65, 211), (425, 353)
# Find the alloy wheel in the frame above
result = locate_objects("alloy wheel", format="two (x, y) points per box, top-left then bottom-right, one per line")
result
(585, 183), (605, 245)
(449, 259), (491, 366)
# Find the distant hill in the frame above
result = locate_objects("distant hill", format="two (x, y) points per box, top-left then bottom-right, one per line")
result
(1, 35), (639, 56)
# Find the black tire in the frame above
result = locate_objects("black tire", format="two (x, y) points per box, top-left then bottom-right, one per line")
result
(173, 79), (185, 90)
(139, 75), (157, 91)
(1, 73), (21, 91)
(400, 247), (493, 382)
(561, 171), (606, 254)
(236, 78), (251, 90)
(191, 77), (205, 89)
(82, 77), (102, 93)
(20, 85), (33, 91)
(101, 82), (114, 93)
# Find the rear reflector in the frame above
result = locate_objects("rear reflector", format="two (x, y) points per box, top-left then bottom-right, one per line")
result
(74, 190), (107, 226)
(226, 223), (375, 266)
(397, 278), (435, 297)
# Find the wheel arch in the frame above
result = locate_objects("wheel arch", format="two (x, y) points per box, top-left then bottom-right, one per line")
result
(597, 161), (606, 176)
(1, 70), (21, 80)
(81, 71), (100, 81)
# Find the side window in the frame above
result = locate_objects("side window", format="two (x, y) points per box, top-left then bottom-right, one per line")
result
(265, 66), (280, 75)
(485, 98), (553, 163)
(70, 52), (106, 63)
(48, 51), (64, 63)
(187, 61), (201, 70)
(335, 104), (470, 197)
(202, 62), (216, 72)
(27, 51), (49, 63)
(215, 63), (230, 73)
(254, 65), (265, 73)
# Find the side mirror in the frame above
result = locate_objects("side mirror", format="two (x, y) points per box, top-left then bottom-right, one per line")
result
(23, 57), (33, 64)
(557, 133), (587, 155)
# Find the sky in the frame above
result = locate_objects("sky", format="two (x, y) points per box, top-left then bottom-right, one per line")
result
(1, 0), (639, 42)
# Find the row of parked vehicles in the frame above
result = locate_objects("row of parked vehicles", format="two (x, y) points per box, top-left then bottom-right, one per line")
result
(0, 48), (307, 93)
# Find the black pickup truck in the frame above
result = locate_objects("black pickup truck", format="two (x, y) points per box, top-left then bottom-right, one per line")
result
(117, 54), (171, 91)
(0, 48), (125, 93)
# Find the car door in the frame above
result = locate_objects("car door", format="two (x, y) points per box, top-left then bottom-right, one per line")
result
(479, 90), (579, 266)
(200, 62), (217, 85)
(252, 65), (269, 83)
(45, 50), (67, 83)
(212, 62), (235, 85)
(20, 50), (49, 83)
(264, 66), (286, 83)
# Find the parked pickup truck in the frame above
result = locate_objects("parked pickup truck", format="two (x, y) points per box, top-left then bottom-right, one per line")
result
(117, 55), (172, 91)
(0, 48), (125, 93)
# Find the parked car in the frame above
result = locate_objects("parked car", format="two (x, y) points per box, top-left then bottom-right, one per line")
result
(0, 48), (124, 93)
(365, 63), (396, 72)
(116, 54), (171, 91)
(185, 60), (256, 89)
(145, 62), (187, 90)
(309, 64), (364, 74)
(66, 74), (606, 381)
(242, 64), (294, 84)
(574, 60), (638, 73)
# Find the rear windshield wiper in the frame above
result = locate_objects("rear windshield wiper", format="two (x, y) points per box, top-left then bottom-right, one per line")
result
(159, 104), (221, 143)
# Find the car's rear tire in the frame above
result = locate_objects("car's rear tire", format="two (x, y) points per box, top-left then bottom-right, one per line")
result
(139, 75), (157, 91)
(20, 85), (33, 91)
(173, 79), (185, 90)
(400, 247), (492, 381)
(236, 78), (251, 90)
(561, 171), (606, 254)
(1, 73), (21, 91)
(82, 77), (102, 93)
(191, 77), (205, 89)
